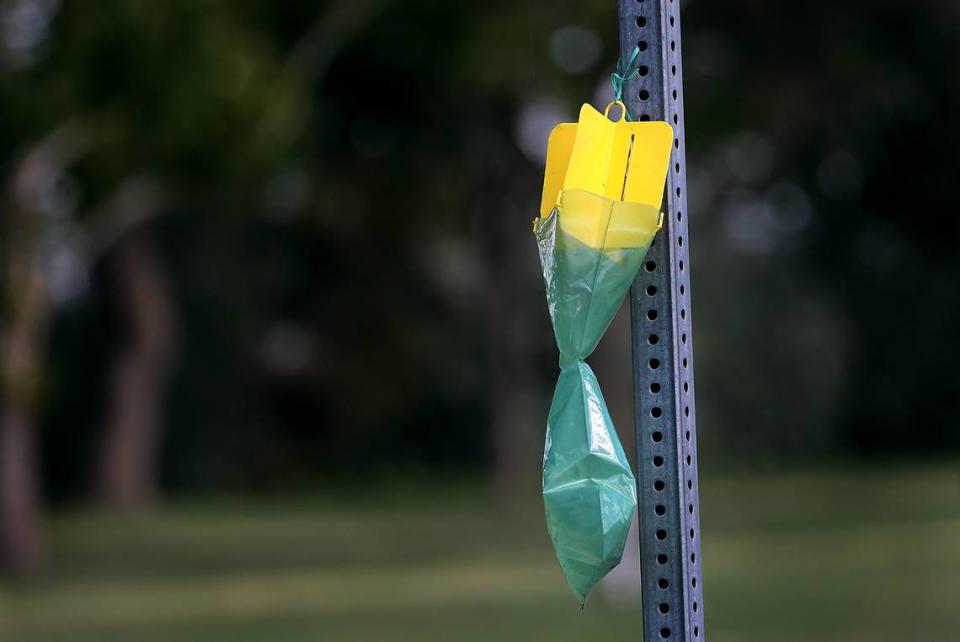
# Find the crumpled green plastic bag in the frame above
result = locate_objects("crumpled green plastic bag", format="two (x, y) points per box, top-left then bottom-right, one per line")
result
(534, 188), (661, 605)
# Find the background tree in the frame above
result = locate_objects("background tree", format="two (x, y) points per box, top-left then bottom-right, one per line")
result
(2, 0), (959, 577)
(0, 0), (305, 571)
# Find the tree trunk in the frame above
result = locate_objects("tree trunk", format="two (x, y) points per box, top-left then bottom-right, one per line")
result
(592, 304), (642, 605)
(98, 232), (176, 511)
(0, 405), (45, 576)
(591, 304), (637, 467)
(477, 147), (545, 506)
(0, 270), (49, 576)
(486, 279), (542, 503)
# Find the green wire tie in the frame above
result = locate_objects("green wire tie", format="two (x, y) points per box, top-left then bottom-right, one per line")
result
(609, 45), (642, 121)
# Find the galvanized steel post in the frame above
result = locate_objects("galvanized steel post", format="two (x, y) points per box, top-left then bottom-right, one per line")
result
(617, 1), (705, 640)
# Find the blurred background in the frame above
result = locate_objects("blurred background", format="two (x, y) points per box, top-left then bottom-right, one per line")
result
(0, 0), (958, 640)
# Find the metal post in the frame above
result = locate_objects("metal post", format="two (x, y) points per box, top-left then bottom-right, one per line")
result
(618, 1), (705, 640)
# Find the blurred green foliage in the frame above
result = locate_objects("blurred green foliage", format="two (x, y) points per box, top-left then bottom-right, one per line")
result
(0, 0), (955, 499)
(1, 0), (305, 195)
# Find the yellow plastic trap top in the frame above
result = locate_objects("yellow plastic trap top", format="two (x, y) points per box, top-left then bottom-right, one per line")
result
(539, 101), (674, 248)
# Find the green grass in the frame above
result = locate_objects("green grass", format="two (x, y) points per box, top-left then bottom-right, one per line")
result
(1, 463), (958, 641)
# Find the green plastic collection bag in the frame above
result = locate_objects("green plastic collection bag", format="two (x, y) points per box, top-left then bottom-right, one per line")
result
(534, 188), (661, 605)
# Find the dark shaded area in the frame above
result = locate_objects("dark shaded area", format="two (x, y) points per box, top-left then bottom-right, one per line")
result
(0, 0), (954, 503)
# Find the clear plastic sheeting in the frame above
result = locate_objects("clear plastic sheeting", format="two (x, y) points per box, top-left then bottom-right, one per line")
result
(535, 188), (660, 605)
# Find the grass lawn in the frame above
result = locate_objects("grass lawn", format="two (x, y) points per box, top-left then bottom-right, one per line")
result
(1, 462), (958, 641)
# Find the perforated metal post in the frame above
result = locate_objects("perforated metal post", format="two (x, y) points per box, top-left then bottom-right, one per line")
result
(617, 1), (704, 641)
